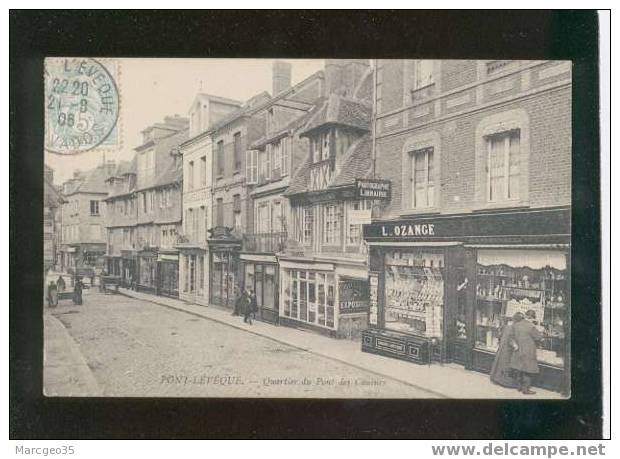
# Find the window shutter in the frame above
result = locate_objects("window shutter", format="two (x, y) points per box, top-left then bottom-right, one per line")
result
(246, 150), (253, 184)
(246, 150), (258, 184)
(282, 137), (289, 175)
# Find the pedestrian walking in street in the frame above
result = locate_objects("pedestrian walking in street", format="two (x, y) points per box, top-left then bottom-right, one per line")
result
(56, 275), (66, 293)
(509, 309), (543, 394)
(232, 286), (244, 316)
(73, 277), (83, 305)
(490, 314), (519, 388)
(244, 288), (258, 325)
(47, 280), (58, 307)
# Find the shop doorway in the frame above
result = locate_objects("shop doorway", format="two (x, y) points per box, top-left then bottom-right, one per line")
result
(158, 261), (179, 298)
(210, 250), (238, 308)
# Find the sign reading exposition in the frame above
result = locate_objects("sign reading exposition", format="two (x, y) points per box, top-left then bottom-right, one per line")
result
(355, 178), (391, 200)
(339, 279), (370, 314)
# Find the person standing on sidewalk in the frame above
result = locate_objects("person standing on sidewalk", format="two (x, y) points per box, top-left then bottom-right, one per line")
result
(56, 275), (66, 293)
(47, 280), (58, 307)
(509, 309), (543, 394)
(232, 286), (244, 316)
(243, 288), (256, 325)
(490, 313), (520, 388)
(73, 277), (83, 305)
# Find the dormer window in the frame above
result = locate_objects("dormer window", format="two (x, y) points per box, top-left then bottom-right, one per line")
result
(311, 131), (331, 163)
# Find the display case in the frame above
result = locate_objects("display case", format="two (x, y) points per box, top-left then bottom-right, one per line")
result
(383, 250), (445, 339)
(471, 249), (568, 391)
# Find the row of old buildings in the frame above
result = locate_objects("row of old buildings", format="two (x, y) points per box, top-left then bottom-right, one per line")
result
(50, 59), (572, 394)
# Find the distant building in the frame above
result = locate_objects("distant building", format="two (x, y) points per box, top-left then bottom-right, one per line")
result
(177, 94), (242, 306)
(103, 158), (138, 287)
(59, 161), (116, 274)
(240, 63), (324, 323)
(132, 115), (188, 297)
(279, 60), (374, 339)
(206, 91), (271, 308)
(43, 165), (65, 274)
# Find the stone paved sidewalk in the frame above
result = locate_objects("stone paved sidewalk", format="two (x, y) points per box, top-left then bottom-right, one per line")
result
(44, 311), (103, 396)
(117, 288), (563, 400)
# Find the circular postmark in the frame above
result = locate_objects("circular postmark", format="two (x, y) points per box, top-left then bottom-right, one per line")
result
(45, 58), (119, 155)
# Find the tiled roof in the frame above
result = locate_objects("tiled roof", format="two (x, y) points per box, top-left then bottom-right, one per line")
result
(136, 129), (188, 191)
(300, 93), (371, 136)
(208, 70), (324, 135)
(44, 178), (64, 207)
(193, 93), (243, 108)
(107, 160), (133, 179)
(353, 69), (374, 103)
(284, 133), (372, 196)
(208, 92), (271, 132)
(249, 102), (324, 150)
(330, 134), (372, 187)
(68, 164), (112, 195)
(154, 159), (182, 187)
(283, 154), (312, 196)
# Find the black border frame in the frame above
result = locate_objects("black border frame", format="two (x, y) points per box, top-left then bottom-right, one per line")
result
(9, 10), (603, 439)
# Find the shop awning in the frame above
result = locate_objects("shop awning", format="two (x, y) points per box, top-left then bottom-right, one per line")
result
(240, 254), (278, 264)
(279, 260), (334, 272)
(365, 241), (462, 247)
(464, 244), (570, 249)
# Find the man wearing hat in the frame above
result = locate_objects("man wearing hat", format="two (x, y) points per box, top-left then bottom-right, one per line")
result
(509, 310), (543, 394)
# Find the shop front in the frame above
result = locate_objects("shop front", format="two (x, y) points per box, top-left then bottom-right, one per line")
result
(208, 227), (241, 309)
(241, 255), (279, 324)
(278, 256), (369, 339)
(362, 207), (570, 394)
(106, 256), (122, 277)
(178, 246), (209, 306)
(137, 248), (158, 294)
(120, 250), (137, 289)
(157, 250), (179, 298)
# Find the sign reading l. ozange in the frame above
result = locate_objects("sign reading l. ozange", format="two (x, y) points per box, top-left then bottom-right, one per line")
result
(364, 222), (439, 239)
(355, 179), (391, 200)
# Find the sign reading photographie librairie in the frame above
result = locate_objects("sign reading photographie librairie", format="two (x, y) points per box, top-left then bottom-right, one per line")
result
(355, 178), (391, 200)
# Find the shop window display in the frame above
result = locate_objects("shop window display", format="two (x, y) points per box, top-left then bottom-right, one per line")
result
(384, 250), (444, 338)
(475, 250), (567, 368)
(281, 269), (336, 328)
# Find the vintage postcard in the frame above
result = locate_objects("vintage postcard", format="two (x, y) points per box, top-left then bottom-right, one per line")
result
(43, 57), (573, 400)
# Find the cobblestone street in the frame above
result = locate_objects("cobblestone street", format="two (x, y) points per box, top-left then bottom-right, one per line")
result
(45, 288), (439, 398)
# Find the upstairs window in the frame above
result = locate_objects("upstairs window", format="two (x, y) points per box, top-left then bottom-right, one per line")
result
(323, 204), (341, 245)
(272, 141), (282, 177)
(246, 149), (258, 184)
(217, 140), (225, 176)
(233, 132), (242, 172)
(413, 60), (434, 89)
(188, 161), (194, 190)
(410, 147), (435, 209)
(200, 156), (207, 187)
(281, 137), (289, 176)
(260, 146), (271, 182)
(311, 132), (330, 163)
(90, 200), (100, 216)
(303, 207), (313, 246)
(487, 130), (521, 202)
(346, 200), (371, 245)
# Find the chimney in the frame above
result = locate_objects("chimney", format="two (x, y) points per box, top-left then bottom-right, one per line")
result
(324, 59), (370, 98)
(272, 61), (292, 96)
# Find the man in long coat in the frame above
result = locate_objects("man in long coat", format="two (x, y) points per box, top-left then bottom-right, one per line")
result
(509, 309), (543, 394)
